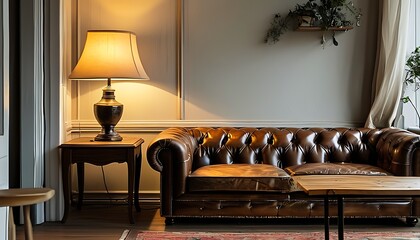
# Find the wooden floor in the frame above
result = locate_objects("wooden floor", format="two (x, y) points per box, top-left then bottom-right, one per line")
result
(14, 201), (420, 240)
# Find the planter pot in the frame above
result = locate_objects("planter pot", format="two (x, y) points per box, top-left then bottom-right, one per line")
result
(298, 16), (314, 27)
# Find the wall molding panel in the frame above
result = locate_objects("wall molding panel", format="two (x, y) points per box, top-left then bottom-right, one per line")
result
(69, 120), (365, 134)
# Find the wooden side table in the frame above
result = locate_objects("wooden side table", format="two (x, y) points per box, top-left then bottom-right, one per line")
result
(59, 137), (144, 224)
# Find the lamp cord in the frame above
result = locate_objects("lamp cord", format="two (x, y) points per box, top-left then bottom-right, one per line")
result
(100, 166), (113, 204)
(100, 166), (159, 210)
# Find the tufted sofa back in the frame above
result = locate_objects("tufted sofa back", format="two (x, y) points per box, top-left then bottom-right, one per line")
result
(187, 127), (382, 171)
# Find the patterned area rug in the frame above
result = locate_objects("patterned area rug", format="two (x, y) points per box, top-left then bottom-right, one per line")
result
(126, 231), (420, 240)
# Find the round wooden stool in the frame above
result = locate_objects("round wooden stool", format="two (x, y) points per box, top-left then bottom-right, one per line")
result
(0, 188), (55, 240)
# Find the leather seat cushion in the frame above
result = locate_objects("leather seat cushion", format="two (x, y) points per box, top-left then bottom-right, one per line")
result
(188, 164), (293, 192)
(285, 163), (391, 176)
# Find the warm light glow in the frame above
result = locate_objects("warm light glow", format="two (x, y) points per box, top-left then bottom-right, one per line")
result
(69, 30), (149, 80)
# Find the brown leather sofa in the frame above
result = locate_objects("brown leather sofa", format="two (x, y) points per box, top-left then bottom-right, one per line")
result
(147, 127), (420, 225)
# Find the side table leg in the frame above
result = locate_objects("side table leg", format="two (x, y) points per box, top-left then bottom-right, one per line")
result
(77, 163), (85, 210)
(324, 196), (330, 240)
(338, 197), (344, 240)
(61, 150), (71, 223)
(127, 159), (135, 224)
(8, 207), (16, 240)
(134, 149), (142, 212)
(23, 205), (33, 240)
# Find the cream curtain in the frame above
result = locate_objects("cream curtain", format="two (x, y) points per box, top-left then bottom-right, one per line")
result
(20, 0), (46, 224)
(365, 0), (411, 128)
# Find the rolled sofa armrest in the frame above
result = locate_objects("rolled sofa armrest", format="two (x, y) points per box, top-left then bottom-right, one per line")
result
(147, 127), (196, 172)
(147, 127), (197, 205)
(376, 128), (420, 176)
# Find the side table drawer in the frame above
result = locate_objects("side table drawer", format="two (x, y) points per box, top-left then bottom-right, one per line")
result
(69, 148), (129, 164)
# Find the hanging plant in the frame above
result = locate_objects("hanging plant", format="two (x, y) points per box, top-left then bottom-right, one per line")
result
(265, 0), (362, 47)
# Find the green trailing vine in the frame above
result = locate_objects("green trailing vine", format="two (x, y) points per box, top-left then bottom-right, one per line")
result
(401, 96), (420, 125)
(405, 47), (420, 87)
(265, 0), (362, 47)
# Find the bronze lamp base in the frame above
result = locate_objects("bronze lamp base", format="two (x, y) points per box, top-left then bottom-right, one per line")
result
(93, 85), (123, 141)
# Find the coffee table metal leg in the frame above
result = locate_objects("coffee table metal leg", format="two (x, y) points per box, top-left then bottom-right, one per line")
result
(324, 196), (330, 240)
(337, 196), (344, 240)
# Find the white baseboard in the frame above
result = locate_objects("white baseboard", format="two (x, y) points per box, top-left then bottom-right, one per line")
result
(72, 191), (160, 204)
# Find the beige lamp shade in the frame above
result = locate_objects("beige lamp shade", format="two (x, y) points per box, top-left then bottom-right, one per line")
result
(69, 30), (149, 80)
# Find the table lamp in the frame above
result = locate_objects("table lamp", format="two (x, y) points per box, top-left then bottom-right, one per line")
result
(69, 30), (149, 141)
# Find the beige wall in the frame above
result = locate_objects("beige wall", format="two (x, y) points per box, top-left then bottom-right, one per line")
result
(75, 0), (178, 122)
(183, 0), (376, 123)
(68, 0), (379, 194)
(69, 0), (177, 194)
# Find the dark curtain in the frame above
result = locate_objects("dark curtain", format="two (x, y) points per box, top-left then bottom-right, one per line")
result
(8, 0), (21, 223)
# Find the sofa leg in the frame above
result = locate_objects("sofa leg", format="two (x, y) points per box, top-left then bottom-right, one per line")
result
(406, 217), (418, 227)
(165, 217), (174, 225)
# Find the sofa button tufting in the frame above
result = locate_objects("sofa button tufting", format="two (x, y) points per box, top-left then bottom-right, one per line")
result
(199, 207), (204, 211)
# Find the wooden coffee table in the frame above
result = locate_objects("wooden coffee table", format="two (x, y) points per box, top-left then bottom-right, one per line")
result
(292, 175), (420, 240)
